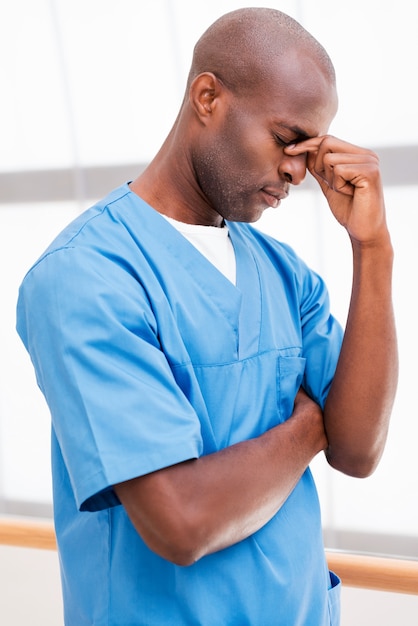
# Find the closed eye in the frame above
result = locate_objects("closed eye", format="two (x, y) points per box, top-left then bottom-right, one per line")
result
(273, 134), (293, 148)
(273, 129), (311, 148)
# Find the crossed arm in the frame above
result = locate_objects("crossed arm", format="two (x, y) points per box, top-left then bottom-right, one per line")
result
(115, 136), (398, 565)
(115, 389), (325, 565)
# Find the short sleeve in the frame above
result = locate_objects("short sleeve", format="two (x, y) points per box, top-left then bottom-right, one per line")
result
(17, 245), (203, 511)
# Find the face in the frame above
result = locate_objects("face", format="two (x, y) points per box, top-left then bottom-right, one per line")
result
(191, 50), (338, 224)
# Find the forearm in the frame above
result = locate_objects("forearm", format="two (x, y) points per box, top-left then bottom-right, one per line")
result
(285, 136), (398, 477)
(324, 234), (398, 476)
(115, 390), (326, 565)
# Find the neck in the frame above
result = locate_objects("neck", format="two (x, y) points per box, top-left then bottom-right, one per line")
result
(129, 125), (224, 227)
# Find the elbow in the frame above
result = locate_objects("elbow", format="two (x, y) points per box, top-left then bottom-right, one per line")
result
(325, 447), (383, 478)
(138, 512), (210, 567)
(167, 548), (200, 568)
(115, 478), (211, 566)
(154, 537), (207, 568)
(324, 426), (389, 478)
(159, 526), (204, 566)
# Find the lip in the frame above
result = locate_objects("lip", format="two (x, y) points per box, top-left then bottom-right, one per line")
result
(261, 187), (289, 208)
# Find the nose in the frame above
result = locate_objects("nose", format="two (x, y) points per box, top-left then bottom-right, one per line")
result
(279, 152), (307, 186)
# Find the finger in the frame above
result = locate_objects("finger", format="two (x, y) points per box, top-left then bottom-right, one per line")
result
(311, 160), (380, 197)
(309, 152), (379, 191)
(284, 136), (323, 155)
(285, 135), (377, 158)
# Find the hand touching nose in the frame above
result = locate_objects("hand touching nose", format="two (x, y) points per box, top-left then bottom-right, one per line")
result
(284, 136), (387, 245)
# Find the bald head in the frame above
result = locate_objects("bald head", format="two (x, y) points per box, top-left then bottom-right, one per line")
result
(136, 7), (338, 226)
(187, 7), (335, 95)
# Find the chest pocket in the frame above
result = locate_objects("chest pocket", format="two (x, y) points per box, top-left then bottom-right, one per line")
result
(191, 350), (306, 450)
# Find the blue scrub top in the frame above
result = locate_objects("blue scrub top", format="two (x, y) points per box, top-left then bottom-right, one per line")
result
(17, 184), (343, 625)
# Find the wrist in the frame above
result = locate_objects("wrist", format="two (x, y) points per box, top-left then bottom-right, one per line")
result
(350, 227), (393, 257)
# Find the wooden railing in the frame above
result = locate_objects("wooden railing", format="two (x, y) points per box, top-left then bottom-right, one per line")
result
(1, 517), (418, 595)
(326, 551), (418, 595)
(0, 517), (56, 551)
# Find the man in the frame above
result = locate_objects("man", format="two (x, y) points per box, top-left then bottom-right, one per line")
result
(17, 7), (398, 625)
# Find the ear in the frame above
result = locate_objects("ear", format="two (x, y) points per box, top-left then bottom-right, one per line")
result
(189, 72), (225, 123)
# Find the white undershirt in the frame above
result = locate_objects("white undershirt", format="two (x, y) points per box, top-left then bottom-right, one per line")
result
(163, 215), (237, 285)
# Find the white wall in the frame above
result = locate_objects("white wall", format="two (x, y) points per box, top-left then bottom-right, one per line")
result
(0, 546), (63, 626)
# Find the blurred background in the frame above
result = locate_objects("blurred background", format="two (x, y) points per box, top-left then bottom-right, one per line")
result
(1, 0), (417, 623)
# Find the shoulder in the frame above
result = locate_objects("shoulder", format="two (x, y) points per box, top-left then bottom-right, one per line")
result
(21, 184), (143, 279)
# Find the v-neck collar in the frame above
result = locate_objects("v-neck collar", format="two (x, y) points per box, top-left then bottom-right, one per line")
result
(124, 188), (263, 359)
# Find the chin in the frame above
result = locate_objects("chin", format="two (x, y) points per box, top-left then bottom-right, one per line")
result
(224, 204), (266, 224)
